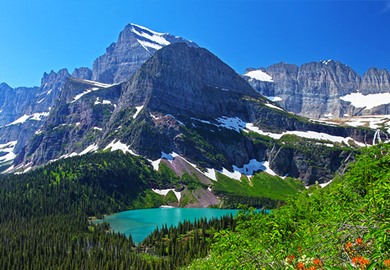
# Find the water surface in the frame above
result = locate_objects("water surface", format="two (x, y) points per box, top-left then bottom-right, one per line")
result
(96, 207), (238, 243)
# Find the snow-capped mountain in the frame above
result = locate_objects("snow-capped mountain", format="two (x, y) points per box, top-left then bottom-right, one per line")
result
(245, 61), (390, 119)
(91, 23), (198, 84)
(15, 43), (375, 185)
(0, 23), (196, 171)
(0, 23), (383, 185)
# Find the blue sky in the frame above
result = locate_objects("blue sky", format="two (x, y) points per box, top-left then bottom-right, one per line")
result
(1, 0), (389, 87)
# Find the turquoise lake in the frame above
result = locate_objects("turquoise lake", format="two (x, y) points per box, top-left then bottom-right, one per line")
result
(95, 208), (238, 244)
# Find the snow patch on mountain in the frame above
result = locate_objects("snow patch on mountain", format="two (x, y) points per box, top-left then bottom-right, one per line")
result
(92, 127), (103, 131)
(6, 112), (50, 126)
(152, 188), (181, 201)
(161, 151), (179, 161)
(137, 40), (163, 51)
(265, 96), (283, 102)
(131, 23), (170, 52)
(148, 152), (179, 171)
(340, 92), (390, 110)
(104, 139), (138, 156)
(0, 141), (17, 163)
(131, 24), (170, 45)
(79, 144), (99, 155)
(72, 80), (114, 103)
(215, 117), (246, 132)
(265, 103), (284, 111)
(94, 97), (113, 105)
(321, 59), (333, 65)
(244, 69), (274, 82)
(6, 115), (30, 126)
(204, 159), (278, 182)
(233, 159), (277, 176)
(192, 115), (364, 146)
(215, 117), (365, 146)
(133, 105), (144, 119)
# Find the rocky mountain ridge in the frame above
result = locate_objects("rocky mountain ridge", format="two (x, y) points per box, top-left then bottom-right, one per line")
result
(14, 43), (376, 186)
(245, 60), (390, 119)
(0, 23), (384, 189)
(91, 23), (197, 84)
(0, 23), (195, 170)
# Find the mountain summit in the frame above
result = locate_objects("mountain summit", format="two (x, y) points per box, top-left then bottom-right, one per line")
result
(91, 23), (197, 84)
(16, 43), (375, 184)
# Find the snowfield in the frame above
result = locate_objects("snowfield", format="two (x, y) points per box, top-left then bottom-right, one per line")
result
(6, 112), (50, 126)
(340, 92), (390, 110)
(152, 188), (181, 201)
(244, 69), (274, 82)
(131, 23), (171, 52)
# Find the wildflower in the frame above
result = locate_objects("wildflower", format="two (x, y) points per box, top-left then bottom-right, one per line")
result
(345, 242), (353, 249)
(296, 262), (305, 270)
(313, 258), (323, 267)
(286, 255), (295, 264)
(345, 242), (353, 254)
(384, 259), (390, 268)
(352, 256), (370, 269)
(356, 238), (363, 245)
(309, 266), (317, 270)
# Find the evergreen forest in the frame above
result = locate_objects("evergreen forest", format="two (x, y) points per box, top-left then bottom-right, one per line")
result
(0, 144), (389, 269)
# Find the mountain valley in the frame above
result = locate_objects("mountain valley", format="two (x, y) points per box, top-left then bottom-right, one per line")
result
(0, 22), (389, 269)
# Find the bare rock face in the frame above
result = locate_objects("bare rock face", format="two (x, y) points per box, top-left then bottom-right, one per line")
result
(0, 23), (197, 171)
(0, 69), (70, 155)
(0, 83), (38, 127)
(71, 67), (92, 80)
(91, 23), (197, 84)
(246, 61), (390, 119)
(360, 68), (390, 94)
(266, 63), (300, 113)
(13, 43), (375, 184)
(296, 61), (361, 118)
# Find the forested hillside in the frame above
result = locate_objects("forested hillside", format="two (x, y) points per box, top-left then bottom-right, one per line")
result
(1, 144), (389, 269)
(186, 144), (390, 269)
(0, 151), (235, 269)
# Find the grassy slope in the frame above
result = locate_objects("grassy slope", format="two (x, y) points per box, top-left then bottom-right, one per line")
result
(214, 172), (304, 200)
(212, 172), (304, 208)
(186, 144), (390, 269)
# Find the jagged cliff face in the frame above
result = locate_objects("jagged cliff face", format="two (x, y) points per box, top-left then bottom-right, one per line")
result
(16, 78), (121, 166)
(91, 23), (197, 84)
(360, 68), (390, 94)
(246, 61), (390, 119)
(0, 24), (194, 170)
(0, 23), (384, 184)
(0, 83), (39, 127)
(16, 44), (375, 184)
(0, 69), (70, 158)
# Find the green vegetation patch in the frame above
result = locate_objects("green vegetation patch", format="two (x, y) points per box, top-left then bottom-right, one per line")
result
(187, 143), (390, 269)
(213, 171), (304, 208)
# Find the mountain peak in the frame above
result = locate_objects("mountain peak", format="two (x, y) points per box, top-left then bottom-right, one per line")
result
(91, 23), (197, 84)
(127, 23), (171, 51)
(129, 23), (167, 36)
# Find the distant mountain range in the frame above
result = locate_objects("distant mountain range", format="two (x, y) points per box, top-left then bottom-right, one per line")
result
(244, 61), (390, 119)
(0, 23), (384, 186)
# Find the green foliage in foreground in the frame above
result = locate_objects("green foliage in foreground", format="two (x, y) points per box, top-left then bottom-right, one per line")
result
(213, 172), (304, 208)
(186, 144), (390, 269)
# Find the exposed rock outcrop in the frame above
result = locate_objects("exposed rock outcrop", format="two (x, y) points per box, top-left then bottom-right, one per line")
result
(246, 61), (390, 119)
